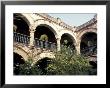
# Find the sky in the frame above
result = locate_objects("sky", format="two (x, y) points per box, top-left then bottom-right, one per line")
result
(48, 13), (96, 27)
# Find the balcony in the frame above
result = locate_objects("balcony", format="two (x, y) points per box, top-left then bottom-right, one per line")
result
(13, 32), (57, 51)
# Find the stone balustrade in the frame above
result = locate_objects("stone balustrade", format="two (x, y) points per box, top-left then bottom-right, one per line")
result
(76, 15), (97, 31)
(35, 13), (74, 30)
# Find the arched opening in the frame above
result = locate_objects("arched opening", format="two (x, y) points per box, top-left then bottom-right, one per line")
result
(60, 33), (75, 51)
(36, 57), (52, 75)
(80, 32), (97, 56)
(89, 61), (97, 69)
(14, 14), (29, 35)
(34, 25), (57, 50)
(13, 52), (25, 75)
(89, 61), (97, 75)
(13, 14), (30, 44)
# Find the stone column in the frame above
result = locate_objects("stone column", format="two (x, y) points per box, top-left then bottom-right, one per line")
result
(29, 26), (36, 47)
(57, 38), (61, 51)
(75, 41), (81, 55)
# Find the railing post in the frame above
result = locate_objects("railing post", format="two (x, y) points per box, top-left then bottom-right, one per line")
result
(29, 25), (36, 47)
(44, 40), (48, 49)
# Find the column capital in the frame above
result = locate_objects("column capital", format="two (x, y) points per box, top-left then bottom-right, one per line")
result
(75, 40), (81, 45)
(56, 37), (61, 40)
(29, 25), (36, 32)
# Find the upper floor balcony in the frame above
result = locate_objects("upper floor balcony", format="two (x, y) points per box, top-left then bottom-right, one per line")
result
(13, 32), (57, 51)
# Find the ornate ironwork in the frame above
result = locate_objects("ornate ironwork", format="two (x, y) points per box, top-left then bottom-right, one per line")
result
(34, 38), (57, 51)
(14, 32), (30, 45)
(14, 32), (57, 51)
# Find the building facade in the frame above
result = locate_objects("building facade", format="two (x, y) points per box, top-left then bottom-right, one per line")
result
(13, 13), (97, 64)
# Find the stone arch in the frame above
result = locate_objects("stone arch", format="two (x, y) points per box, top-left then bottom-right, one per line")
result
(78, 28), (97, 41)
(80, 31), (97, 55)
(37, 24), (57, 36)
(13, 46), (29, 61)
(34, 22), (58, 47)
(14, 13), (34, 26)
(35, 56), (53, 75)
(14, 13), (33, 26)
(13, 52), (25, 65)
(34, 19), (58, 38)
(60, 30), (77, 46)
(34, 52), (55, 63)
(14, 13), (34, 36)
(13, 52), (25, 75)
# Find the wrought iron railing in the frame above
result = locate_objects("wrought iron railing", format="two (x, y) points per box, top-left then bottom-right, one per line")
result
(14, 32), (57, 51)
(14, 32), (30, 45)
(81, 45), (97, 56)
(14, 32), (97, 55)
(34, 38), (57, 51)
